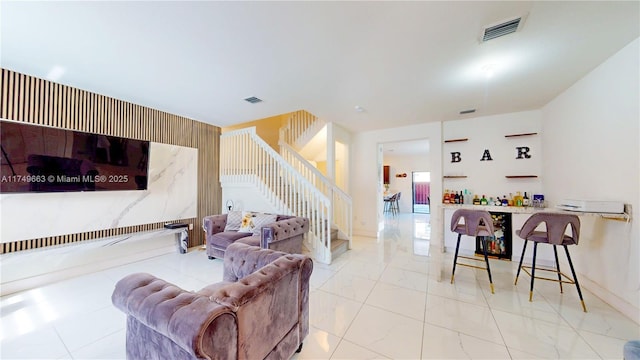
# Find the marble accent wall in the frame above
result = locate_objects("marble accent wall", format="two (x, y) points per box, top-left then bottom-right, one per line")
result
(0, 68), (221, 253)
(0, 142), (197, 242)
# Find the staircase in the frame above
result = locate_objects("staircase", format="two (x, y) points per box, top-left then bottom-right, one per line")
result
(220, 121), (351, 265)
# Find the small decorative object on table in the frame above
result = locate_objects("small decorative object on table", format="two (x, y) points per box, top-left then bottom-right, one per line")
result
(164, 223), (189, 254)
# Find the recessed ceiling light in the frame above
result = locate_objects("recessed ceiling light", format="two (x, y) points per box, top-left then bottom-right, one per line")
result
(244, 96), (262, 104)
(481, 64), (497, 78)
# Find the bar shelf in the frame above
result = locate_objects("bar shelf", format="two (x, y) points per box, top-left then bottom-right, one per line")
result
(505, 175), (538, 178)
(504, 132), (538, 138)
(443, 175), (467, 179)
(443, 138), (468, 143)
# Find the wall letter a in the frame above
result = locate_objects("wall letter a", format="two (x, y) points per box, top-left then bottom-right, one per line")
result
(480, 149), (493, 161)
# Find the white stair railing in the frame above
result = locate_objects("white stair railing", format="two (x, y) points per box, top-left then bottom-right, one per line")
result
(281, 110), (325, 149)
(220, 127), (333, 264)
(280, 142), (352, 242)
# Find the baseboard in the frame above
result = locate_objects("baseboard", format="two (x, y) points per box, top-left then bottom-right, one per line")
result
(579, 273), (640, 325)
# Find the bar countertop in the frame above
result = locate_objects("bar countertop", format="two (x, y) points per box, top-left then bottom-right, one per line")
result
(441, 203), (630, 221)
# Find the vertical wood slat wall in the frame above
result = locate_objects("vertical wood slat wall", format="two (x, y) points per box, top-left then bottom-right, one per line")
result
(0, 69), (221, 254)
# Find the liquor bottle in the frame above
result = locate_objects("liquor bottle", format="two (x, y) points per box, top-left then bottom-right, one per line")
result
(494, 196), (502, 206)
(480, 195), (488, 205)
(501, 195), (508, 206)
(454, 191), (460, 204)
(473, 194), (480, 205)
(508, 193), (514, 206)
(523, 192), (530, 207)
(459, 191), (464, 205)
(515, 191), (523, 207)
(443, 190), (450, 204)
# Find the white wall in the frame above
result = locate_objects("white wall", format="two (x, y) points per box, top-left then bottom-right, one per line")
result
(0, 143), (198, 242)
(541, 37), (639, 321)
(351, 123), (442, 238)
(383, 153), (431, 213)
(221, 183), (279, 215)
(443, 111), (542, 201)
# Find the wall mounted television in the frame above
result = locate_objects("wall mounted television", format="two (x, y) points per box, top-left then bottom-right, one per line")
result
(0, 119), (150, 193)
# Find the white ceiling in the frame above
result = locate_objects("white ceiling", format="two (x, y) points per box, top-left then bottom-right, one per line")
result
(1, 1), (638, 133)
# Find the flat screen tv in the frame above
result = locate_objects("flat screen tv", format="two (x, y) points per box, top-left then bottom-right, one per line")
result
(0, 119), (149, 193)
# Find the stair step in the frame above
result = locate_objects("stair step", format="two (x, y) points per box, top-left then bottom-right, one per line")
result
(331, 239), (348, 260)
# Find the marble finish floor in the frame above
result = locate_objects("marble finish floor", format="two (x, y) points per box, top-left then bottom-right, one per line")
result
(1, 213), (638, 359)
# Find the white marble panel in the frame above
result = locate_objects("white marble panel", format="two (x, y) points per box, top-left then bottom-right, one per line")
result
(0, 142), (197, 242)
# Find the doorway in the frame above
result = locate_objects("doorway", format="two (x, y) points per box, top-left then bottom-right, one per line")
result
(413, 171), (430, 214)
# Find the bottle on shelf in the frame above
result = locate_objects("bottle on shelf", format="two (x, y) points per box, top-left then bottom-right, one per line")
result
(473, 194), (480, 205)
(523, 192), (530, 207)
(494, 196), (502, 206)
(459, 191), (464, 205)
(453, 191), (460, 204)
(515, 191), (523, 207)
(443, 189), (450, 204)
(464, 189), (472, 205)
(501, 195), (508, 207)
(480, 195), (488, 205)
(508, 193), (514, 206)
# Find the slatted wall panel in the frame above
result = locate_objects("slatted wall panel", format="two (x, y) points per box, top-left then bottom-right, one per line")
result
(0, 68), (221, 253)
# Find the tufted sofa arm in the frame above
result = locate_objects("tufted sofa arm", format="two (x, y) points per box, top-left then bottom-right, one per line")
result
(203, 214), (228, 235)
(261, 217), (309, 246)
(209, 253), (312, 310)
(112, 272), (238, 359)
(223, 242), (288, 282)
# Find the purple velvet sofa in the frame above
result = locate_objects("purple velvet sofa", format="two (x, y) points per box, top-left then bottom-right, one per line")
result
(112, 242), (313, 360)
(202, 212), (309, 259)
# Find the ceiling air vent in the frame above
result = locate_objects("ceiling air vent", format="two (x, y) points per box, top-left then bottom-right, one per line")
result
(480, 15), (525, 42)
(244, 96), (262, 104)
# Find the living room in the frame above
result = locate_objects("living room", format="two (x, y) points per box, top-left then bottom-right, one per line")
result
(1, 1), (639, 359)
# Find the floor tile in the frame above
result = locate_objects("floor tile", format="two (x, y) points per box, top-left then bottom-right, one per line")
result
(53, 305), (125, 352)
(492, 309), (601, 358)
(378, 266), (428, 292)
(426, 277), (489, 308)
(366, 281), (426, 321)
(344, 304), (424, 359)
(0, 325), (71, 359)
(310, 289), (363, 337)
(425, 294), (503, 344)
(421, 323), (510, 359)
(319, 271), (377, 302)
(331, 339), (390, 359)
(70, 329), (126, 359)
(292, 326), (341, 360)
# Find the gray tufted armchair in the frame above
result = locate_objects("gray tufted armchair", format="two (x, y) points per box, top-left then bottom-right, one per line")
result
(112, 242), (313, 359)
(202, 213), (309, 259)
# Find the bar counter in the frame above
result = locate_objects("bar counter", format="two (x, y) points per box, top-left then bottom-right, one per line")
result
(432, 203), (630, 282)
(441, 203), (629, 220)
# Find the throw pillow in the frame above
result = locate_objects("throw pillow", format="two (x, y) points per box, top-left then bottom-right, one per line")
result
(238, 211), (277, 235)
(224, 211), (243, 231)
